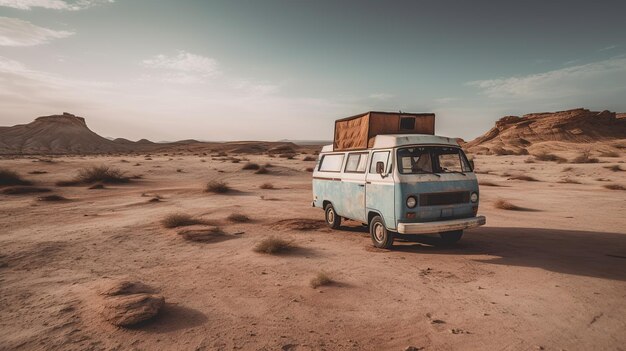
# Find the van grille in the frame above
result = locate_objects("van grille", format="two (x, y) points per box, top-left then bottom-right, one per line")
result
(419, 191), (469, 206)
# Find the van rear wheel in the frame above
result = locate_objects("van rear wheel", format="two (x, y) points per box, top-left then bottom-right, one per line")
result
(370, 215), (394, 249)
(324, 203), (341, 229)
(439, 230), (463, 244)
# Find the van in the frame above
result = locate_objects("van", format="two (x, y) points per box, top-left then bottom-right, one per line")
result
(312, 131), (486, 249)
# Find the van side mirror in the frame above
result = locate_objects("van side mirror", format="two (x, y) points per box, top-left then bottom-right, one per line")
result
(376, 161), (385, 174)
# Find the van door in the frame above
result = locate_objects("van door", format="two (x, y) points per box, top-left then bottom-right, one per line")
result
(365, 150), (396, 230)
(339, 152), (368, 222)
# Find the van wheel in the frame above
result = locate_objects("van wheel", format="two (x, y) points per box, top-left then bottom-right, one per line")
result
(370, 215), (394, 249)
(440, 230), (463, 244)
(324, 204), (341, 229)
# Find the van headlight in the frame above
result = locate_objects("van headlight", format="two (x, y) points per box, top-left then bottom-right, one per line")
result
(470, 192), (479, 203)
(406, 196), (417, 208)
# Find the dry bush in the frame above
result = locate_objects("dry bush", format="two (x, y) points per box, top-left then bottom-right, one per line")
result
(242, 162), (260, 170)
(303, 156), (317, 161)
(255, 166), (269, 174)
(559, 178), (581, 184)
(494, 199), (528, 211)
(2, 186), (51, 195)
(305, 167), (315, 172)
(161, 213), (205, 228)
(604, 184), (625, 191)
(60, 166), (131, 185)
(205, 180), (231, 193)
(572, 151), (599, 164)
(508, 175), (539, 181)
(28, 170), (47, 175)
(260, 182), (274, 189)
(604, 165), (624, 172)
(227, 213), (251, 223)
(599, 151), (620, 157)
(0, 168), (32, 186)
(479, 180), (501, 187)
(37, 194), (68, 201)
(310, 271), (334, 289)
(533, 152), (566, 163)
(178, 227), (225, 242)
(253, 237), (296, 254)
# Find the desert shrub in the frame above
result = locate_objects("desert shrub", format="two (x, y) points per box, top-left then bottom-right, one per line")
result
(28, 170), (47, 175)
(242, 162), (260, 170)
(604, 165), (624, 172)
(70, 166), (130, 184)
(599, 151), (620, 157)
(255, 166), (269, 174)
(479, 180), (501, 187)
(0, 168), (32, 186)
(260, 182), (274, 189)
(310, 271), (334, 288)
(227, 213), (251, 223)
(253, 237), (295, 254)
(533, 152), (566, 163)
(508, 175), (539, 181)
(558, 178), (581, 184)
(161, 213), (205, 228)
(572, 151), (599, 164)
(205, 180), (231, 193)
(604, 184), (625, 191)
(37, 194), (68, 201)
(305, 167), (314, 172)
(303, 156), (317, 161)
(494, 199), (527, 211)
(2, 186), (51, 195)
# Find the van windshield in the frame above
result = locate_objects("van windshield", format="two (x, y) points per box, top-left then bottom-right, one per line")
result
(397, 146), (472, 174)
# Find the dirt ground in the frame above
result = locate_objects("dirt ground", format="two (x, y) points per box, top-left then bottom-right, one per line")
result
(0, 152), (625, 351)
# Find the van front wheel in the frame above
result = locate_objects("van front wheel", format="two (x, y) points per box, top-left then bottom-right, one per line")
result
(440, 230), (463, 244)
(370, 216), (394, 249)
(324, 203), (341, 229)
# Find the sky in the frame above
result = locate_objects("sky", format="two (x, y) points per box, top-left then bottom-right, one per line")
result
(1, 0), (625, 142)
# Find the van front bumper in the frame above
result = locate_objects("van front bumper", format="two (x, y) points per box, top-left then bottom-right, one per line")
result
(397, 216), (486, 235)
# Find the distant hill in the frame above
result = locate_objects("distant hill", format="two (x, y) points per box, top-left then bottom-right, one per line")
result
(464, 108), (626, 154)
(0, 113), (133, 154)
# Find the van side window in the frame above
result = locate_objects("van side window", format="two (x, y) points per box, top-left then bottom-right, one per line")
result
(344, 153), (368, 173)
(369, 151), (390, 174)
(318, 154), (344, 172)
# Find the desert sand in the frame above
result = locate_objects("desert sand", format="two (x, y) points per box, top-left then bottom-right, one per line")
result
(1, 148), (625, 351)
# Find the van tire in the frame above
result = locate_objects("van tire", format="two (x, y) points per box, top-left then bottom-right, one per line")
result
(324, 203), (341, 229)
(439, 230), (463, 244)
(369, 215), (394, 249)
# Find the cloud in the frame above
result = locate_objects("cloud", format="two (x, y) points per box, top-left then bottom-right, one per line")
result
(0, 17), (73, 46)
(599, 45), (618, 52)
(143, 51), (219, 76)
(0, 0), (114, 10)
(467, 58), (626, 99)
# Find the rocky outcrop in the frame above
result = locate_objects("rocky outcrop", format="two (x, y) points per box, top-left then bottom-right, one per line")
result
(99, 281), (164, 327)
(465, 108), (626, 154)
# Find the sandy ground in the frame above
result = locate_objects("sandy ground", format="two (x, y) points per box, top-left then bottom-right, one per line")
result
(0, 152), (625, 351)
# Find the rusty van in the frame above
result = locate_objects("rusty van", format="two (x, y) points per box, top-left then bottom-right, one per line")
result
(312, 111), (486, 249)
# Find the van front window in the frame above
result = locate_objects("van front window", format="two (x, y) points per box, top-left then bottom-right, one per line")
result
(397, 146), (472, 174)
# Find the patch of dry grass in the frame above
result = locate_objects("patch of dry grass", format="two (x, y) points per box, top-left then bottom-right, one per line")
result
(508, 175), (539, 182)
(260, 182), (274, 189)
(205, 180), (231, 193)
(227, 213), (251, 223)
(253, 236), (296, 254)
(255, 166), (269, 174)
(242, 162), (260, 170)
(310, 271), (334, 289)
(2, 186), (51, 195)
(161, 213), (206, 228)
(572, 151), (599, 164)
(0, 168), (32, 186)
(604, 184), (625, 191)
(58, 166), (130, 186)
(494, 198), (533, 211)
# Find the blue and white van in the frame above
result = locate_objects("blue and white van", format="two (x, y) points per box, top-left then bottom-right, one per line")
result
(312, 134), (486, 249)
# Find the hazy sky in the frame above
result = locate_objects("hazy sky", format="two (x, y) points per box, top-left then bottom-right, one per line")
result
(1, 0), (625, 141)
